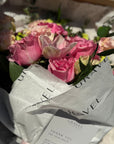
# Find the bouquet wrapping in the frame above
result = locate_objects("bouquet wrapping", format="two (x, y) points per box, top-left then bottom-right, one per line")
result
(0, 58), (112, 144)
(0, 19), (114, 144)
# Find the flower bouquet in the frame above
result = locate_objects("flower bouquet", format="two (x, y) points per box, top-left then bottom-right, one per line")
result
(6, 20), (114, 84)
(0, 17), (114, 144)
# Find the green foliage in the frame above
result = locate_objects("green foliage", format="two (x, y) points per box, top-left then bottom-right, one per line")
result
(15, 32), (27, 41)
(79, 58), (87, 71)
(70, 44), (98, 85)
(98, 49), (114, 56)
(9, 62), (24, 82)
(37, 57), (49, 69)
(23, 6), (39, 22)
(23, 7), (30, 15)
(97, 26), (111, 37)
(94, 36), (100, 42)
(72, 62), (94, 85)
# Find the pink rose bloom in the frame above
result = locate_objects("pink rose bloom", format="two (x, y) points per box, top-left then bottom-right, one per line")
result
(8, 34), (42, 66)
(40, 35), (76, 59)
(28, 20), (46, 28)
(28, 24), (52, 37)
(48, 57), (75, 82)
(70, 39), (97, 60)
(38, 22), (68, 36)
(66, 35), (86, 43)
(98, 37), (114, 53)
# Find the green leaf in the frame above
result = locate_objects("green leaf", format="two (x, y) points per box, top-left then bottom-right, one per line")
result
(79, 58), (86, 71)
(16, 35), (22, 41)
(23, 7), (30, 15)
(97, 26), (111, 37)
(82, 33), (89, 40)
(98, 49), (114, 56)
(9, 62), (24, 82)
(108, 32), (114, 37)
(94, 36), (100, 42)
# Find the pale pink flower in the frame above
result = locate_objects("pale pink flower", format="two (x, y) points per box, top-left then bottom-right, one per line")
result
(28, 22), (67, 41)
(28, 20), (46, 28)
(8, 34), (42, 66)
(98, 37), (114, 53)
(29, 24), (51, 36)
(40, 35), (76, 59)
(66, 35), (86, 43)
(28, 21), (54, 40)
(38, 22), (68, 36)
(48, 57), (75, 82)
(70, 39), (97, 60)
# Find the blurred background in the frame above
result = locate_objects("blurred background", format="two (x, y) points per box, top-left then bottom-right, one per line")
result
(1, 0), (114, 28)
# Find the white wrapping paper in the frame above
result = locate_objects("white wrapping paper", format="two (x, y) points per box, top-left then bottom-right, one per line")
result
(0, 58), (114, 144)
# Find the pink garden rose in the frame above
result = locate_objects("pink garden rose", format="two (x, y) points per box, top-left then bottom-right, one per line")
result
(38, 22), (68, 36)
(66, 35), (86, 43)
(98, 37), (114, 53)
(8, 34), (42, 66)
(28, 23), (52, 37)
(28, 22), (68, 41)
(70, 38), (97, 60)
(40, 35), (76, 59)
(28, 21), (55, 41)
(28, 20), (46, 28)
(48, 57), (75, 82)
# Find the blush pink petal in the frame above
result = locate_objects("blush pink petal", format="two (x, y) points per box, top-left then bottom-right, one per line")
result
(38, 22), (68, 36)
(70, 39), (97, 59)
(40, 35), (76, 59)
(48, 57), (75, 82)
(98, 37), (114, 53)
(8, 34), (42, 66)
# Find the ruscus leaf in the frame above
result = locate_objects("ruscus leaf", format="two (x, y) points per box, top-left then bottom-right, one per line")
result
(9, 62), (24, 82)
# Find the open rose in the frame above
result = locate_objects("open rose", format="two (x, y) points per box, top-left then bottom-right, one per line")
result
(38, 22), (68, 36)
(48, 57), (75, 82)
(66, 35), (86, 43)
(98, 37), (114, 53)
(27, 21), (54, 41)
(28, 22), (68, 41)
(28, 23), (52, 38)
(40, 35), (76, 59)
(8, 34), (42, 66)
(28, 20), (46, 28)
(70, 39), (97, 60)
